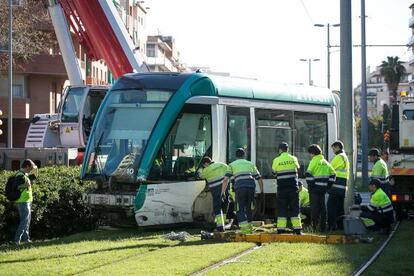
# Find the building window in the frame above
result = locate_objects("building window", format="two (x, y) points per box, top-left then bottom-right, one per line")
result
(147, 44), (156, 57)
(12, 84), (24, 98)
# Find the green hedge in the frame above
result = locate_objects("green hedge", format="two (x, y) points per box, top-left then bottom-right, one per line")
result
(0, 166), (97, 243)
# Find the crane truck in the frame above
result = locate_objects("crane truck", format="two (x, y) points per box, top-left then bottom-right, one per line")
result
(1, 0), (149, 170)
(389, 92), (414, 219)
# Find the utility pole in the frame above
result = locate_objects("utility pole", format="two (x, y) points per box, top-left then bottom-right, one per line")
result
(360, 0), (369, 187)
(340, 0), (354, 205)
(327, 23), (331, 89)
(8, 0), (13, 148)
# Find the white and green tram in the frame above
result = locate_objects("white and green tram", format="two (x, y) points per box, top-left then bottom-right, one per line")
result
(81, 72), (340, 226)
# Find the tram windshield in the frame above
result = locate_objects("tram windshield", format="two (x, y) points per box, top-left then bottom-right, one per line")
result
(83, 89), (172, 182)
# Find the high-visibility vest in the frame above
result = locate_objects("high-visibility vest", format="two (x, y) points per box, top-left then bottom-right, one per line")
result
(15, 171), (33, 203)
(272, 152), (300, 189)
(367, 188), (393, 215)
(200, 162), (229, 188)
(227, 159), (261, 190)
(299, 186), (310, 207)
(370, 159), (389, 185)
(305, 154), (336, 193)
(329, 151), (349, 196)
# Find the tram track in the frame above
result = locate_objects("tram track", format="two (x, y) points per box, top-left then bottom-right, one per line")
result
(352, 221), (401, 276)
(191, 244), (262, 275)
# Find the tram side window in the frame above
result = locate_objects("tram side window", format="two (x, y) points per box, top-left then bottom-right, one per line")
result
(227, 107), (251, 162)
(294, 112), (327, 177)
(255, 109), (293, 178)
(149, 104), (212, 181)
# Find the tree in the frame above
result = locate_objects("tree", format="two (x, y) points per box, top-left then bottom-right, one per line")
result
(0, 0), (56, 71)
(382, 103), (391, 131)
(379, 56), (406, 105)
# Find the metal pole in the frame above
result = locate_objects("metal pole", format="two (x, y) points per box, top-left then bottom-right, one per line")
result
(360, 0), (368, 186)
(308, 59), (311, 85)
(327, 24), (331, 89)
(340, 0), (354, 206)
(8, 0), (13, 148)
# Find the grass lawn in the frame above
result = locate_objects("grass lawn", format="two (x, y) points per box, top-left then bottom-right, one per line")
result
(364, 219), (414, 276)
(0, 228), (254, 275)
(0, 225), (394, 275)
(207, 238), (381, 275)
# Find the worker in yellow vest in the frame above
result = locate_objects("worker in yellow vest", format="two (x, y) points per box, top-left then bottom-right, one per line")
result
(368, 148), (390, 195)
(272, 142), (302, 234)
(222, 148), (264, 234)
(328, 141), (349, 231)
(305, 144), (336, 232)
(298, 181), (310, 225)
(360, 179), (394, 234)
(199, 157), (229, 232)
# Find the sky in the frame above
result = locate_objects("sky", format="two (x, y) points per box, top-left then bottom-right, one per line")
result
(145, 0), (413, 91)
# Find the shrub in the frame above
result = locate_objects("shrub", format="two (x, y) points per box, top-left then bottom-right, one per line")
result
(0, 166), (97, 243)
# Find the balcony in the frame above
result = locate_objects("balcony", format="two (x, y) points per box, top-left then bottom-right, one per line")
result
(15, 54), (66, 76)
(410, 16), (414, 28)
(0, 97), (30, 119)
(147, 56), (176, 72)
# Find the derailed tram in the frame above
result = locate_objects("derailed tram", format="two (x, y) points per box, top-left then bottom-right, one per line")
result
(81, 72), (340, 227)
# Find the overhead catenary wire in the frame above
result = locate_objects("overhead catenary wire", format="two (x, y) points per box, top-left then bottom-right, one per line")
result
(299, 0), (314, 25)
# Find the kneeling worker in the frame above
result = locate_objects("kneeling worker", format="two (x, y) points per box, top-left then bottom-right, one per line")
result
(298, 181), (311, 225)
(360, 179), (394, 233)
(272, 142), (302, 234)
(199, 156), (229, 232)
(222, 148), (264, 234)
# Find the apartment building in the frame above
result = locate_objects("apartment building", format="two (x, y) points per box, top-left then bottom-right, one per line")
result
(354, 64), (412, 118)
(146, 35), (186, 72)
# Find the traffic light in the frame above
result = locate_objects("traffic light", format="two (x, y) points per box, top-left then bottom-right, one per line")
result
(384, 130), (390, 142)
(0, 109), (3, 136)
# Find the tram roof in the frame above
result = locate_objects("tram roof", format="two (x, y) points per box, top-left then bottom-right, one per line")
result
(113, 72), (336, 106)
(208, 75), (335, 106)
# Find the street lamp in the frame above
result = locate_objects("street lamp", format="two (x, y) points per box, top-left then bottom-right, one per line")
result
(314, 23), (340, 89)
(299, 58), (320, 86)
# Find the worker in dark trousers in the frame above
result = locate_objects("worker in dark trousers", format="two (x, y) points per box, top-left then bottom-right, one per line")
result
(327, 141), (349, 231)
(222, 148), (264, 234)
(361, 179), (394, 233)
(305, 144), (336, 232)
(272, 142), (302, 234)
(368, 148), (390, 196)
(199, 156), (229, 232)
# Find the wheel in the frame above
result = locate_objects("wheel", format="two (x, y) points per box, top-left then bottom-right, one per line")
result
(394, 204), (408, 221)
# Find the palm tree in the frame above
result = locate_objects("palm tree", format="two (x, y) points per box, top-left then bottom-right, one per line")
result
(379, 56), (406, 105)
